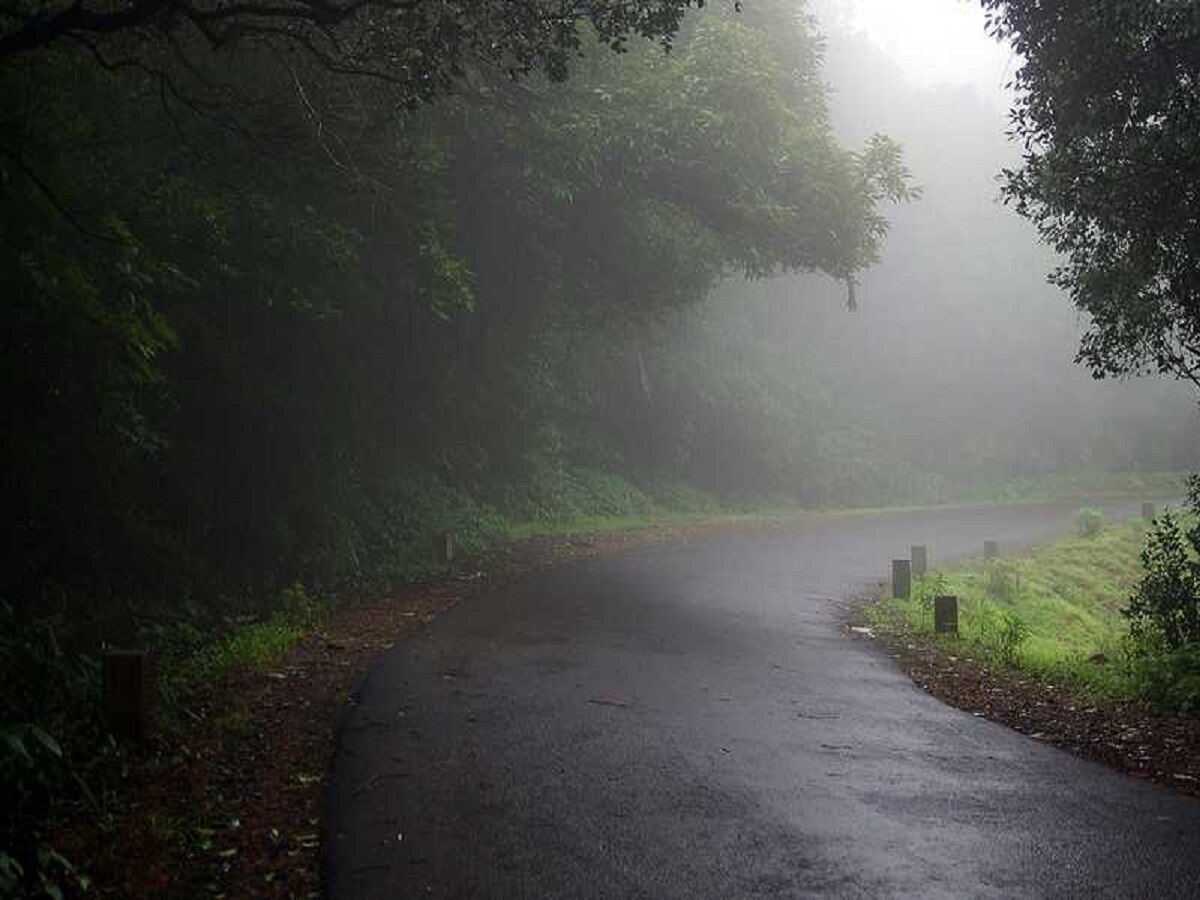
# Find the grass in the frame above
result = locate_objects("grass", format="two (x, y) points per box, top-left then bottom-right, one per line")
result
(502, 469), (1185, 541)
(169, 583), (325, 692)
(184, 620), (307, 680)
(869, 516), (1156, 700)
(964, 469), (1184, 504)
(504, 489), (1183, 546)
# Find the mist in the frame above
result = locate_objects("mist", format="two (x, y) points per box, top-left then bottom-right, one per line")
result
(643, 19), (1200, 504)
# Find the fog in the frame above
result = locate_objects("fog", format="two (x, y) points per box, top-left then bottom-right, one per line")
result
(648, 17), (1200, 502)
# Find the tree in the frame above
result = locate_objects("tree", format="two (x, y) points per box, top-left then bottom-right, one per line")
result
(0, 0), (709, 104)
(982, 1), (1200, 390)
(1126, 483), (1200, 652)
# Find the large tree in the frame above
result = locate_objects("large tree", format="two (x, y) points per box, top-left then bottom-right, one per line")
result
(0, 0), (708, 103)
(983, 1), (1200, 390)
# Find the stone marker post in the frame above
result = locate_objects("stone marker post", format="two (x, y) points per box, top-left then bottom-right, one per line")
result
(1143, 501), (1156, 521)
(892, 558), (911, 600)
(433, 531), (455, 564)
(911, 545), (928, 578)
(103, 649), (150, 741)
(934, 596), (959, 635)
(984, 540), (999, 560)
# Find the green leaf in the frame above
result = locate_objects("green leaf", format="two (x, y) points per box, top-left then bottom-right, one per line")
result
(28, 725), (63, 759)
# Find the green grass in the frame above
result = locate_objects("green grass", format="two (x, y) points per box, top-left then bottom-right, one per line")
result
(870, 517), (1156, 699)
(185, 620), (307, 680)
(964, 470), (1184, 503)
(170, 583), (325, 688)
(501, 468), (1186, 543)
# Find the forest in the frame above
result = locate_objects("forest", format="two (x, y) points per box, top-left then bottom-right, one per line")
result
(2, 2), (920, 630)
(4, 0), (1193, 654)
(3, 0), (1200, 894)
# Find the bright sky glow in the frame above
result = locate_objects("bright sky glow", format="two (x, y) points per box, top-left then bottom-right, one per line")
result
(815, 0), (1014, 94)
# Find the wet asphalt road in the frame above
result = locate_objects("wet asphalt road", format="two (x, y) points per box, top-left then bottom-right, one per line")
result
(325, 500), (1200, 898)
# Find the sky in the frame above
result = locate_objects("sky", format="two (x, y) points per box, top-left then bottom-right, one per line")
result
(811, 0), (1015, 95)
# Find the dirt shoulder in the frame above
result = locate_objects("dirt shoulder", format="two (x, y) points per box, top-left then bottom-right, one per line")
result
(851, 603), (1200, 801)
(55, 519), (768, 898)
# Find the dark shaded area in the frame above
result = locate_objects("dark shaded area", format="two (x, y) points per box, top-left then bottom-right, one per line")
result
(1, 3), (909, 642)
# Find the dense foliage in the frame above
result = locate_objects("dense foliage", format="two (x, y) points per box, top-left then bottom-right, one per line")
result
(983, 1), (1200, 389)
(0, 0), (706, 104)
(1, 3), (912, 626)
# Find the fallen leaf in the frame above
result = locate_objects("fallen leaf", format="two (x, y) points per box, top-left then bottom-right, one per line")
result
(588, 697), (631, 708)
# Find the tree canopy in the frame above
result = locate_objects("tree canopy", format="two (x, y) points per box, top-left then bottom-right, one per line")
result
(983, 1), (1200, 390)
(0, 0), (707, 99)
(0, 1), (912, 624)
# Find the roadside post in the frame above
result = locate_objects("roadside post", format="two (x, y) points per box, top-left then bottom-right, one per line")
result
(934, 596), (959, 635)
(984, 540), (998, 560)
(103, 649), (151, 741)
(911, 545), (928, 578)
(892, 558), (911, 600)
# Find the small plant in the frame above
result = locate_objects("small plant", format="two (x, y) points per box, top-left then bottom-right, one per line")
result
(1125, 642), (1200, 715)
(275, 582), (323, 629)
(995, 611), (1030, 666)
(0, 723), (93, 897)
(971, 604), (1029, 666)
(911, 571), (949, 613)
(1076, 507), (1104, 537)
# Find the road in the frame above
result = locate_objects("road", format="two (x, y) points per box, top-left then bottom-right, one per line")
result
(325, 499), (1200, 898)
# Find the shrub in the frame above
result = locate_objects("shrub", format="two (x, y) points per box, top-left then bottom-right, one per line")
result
(1125, 485), (1200, 651)
(1124, 476), (1200, 711)
(1076, 507), (1104, 537)
(994, 611), (1031, 666)
(972, 603), (1029, 666)
(911, 571), (949, 613)
(1126, 643), (1200, 715)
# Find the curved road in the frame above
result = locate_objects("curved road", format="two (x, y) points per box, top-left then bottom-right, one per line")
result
(326, 500), (1200, 898)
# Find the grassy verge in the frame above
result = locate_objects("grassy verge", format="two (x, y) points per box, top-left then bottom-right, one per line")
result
(869, 516), (1156, 701)
(863, 508), (1200, 798)
(958, 469), (1183, 504)
(503, 509), (796, 540)
(504, 469), (1185, 541)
